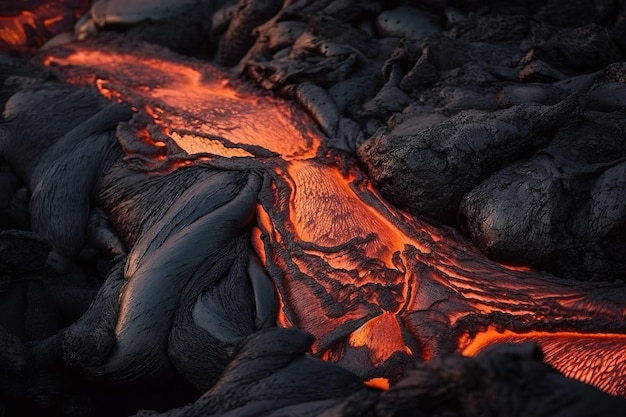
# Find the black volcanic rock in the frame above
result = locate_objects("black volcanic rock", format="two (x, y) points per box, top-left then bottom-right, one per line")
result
(356, 96), (579, 224)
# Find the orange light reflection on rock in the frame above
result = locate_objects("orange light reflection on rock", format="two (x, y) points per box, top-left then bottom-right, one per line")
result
(253, 209), (293, 331)
(461, 325), (626, 396)
(500, 263), (532, 272)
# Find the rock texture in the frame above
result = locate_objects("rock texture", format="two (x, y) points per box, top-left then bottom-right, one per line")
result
(1, 1), (626, 417)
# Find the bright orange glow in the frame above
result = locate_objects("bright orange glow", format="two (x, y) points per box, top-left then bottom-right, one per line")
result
(169, 132), (254, 158)
(364, 377), (390, 390)
(0, 1), (89, 54)
(500, 263), (532, 272)
(0, 12), (40, 48)
(41, 41), (626, 395)
(43, 15), (64, 26)
(95, 79), (123, 103)
(462, 326), (626, 396)
(44, 48), (321, 159)
(287, 160), (426, 259)
(349, 313), (412, 365)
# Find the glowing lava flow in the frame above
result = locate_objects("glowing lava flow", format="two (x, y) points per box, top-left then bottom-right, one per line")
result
(461, 327), (626, 396)
(44, 47), (320, 160)
(42, 40), (626, 396)
(0, 0), (89, 54)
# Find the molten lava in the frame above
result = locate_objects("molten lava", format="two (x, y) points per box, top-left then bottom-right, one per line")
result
(461, 327), (626, 396)
(44, 47), (320, 159)
(41, 39), (626, 396)
(0, 0), (89, 54)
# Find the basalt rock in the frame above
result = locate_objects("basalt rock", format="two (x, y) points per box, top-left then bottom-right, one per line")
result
(132, 332), (625, 417)
(216, 0), (283, 66)
(73, 0), (212, 57)
(357, 96), (580, 224)
(459, 110), (626, 280)
(0, 230), (50, 282)
(525, 22), (623, 72)
(1, 83), (131, 258)
(1, 2), (626, 417)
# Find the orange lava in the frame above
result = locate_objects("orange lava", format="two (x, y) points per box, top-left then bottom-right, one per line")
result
(41, 40), (626, 395)
(349, 313), (413, 365)
(364, 377), (390, 390)
(0, 1), (89, 54)
(0, 12), (40, 49)
(287, 160), (426, 261)
(461, 326), (626, 396)
(45, 48), (321, 159)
